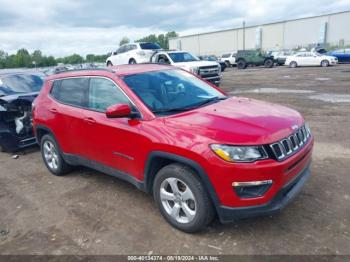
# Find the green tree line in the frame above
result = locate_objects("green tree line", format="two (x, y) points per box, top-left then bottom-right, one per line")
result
(0, 49), (109, 69)
(1, 31), (179, 69)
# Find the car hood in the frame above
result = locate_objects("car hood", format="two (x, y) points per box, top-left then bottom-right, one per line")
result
(163, 97), (304, 145)
(0, 92), (38, 112)
(174, 60), (219, 69)
(0, 92), (38, 103)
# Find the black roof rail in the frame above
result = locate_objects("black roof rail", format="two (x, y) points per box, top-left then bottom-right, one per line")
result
(52, 67), (116, 75)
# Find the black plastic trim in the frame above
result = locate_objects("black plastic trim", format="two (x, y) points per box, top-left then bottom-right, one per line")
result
(144, 151), (221, 208)
(62, 153), (145, 191)
(217, 163), (311, 223)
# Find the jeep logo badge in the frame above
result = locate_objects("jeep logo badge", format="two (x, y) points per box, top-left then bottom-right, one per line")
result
(291, 124), (298, 130)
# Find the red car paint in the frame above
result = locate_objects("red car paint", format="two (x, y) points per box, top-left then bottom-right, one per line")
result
(33, 64), (313, 214)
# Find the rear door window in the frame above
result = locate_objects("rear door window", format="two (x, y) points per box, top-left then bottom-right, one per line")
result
(139, 43), (161, 50)
(51, 78), (88, 108)
(117, 45), (126, 54)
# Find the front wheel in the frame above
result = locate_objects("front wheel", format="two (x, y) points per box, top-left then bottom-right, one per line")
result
(321, 60), (329, 67)
(289, 61), (298, 68)
(41, 134), (73, 176)
(107, 61), (113, 67)
(153, 163), (215, 233)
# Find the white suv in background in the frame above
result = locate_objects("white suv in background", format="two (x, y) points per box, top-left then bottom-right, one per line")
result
(220, 52), (236, 67)
(106, 42), (161, 66)
(151, 51), (221, 86)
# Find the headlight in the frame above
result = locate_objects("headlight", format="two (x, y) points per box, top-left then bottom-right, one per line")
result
(210, 144), (268, 162)
(189, 67), (199, 75)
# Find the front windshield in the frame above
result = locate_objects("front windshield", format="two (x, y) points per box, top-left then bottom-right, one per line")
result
(123, 69), (226, 115)
(0, 74), (43, 96)
(168, 52), (199, 63)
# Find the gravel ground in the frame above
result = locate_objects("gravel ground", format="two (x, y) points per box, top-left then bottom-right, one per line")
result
(0, 64), (349, 255)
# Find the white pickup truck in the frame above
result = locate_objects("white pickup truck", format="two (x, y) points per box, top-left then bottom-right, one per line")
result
(151, 51), (221, 86)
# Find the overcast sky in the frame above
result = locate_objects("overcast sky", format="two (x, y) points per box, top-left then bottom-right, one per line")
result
(0, 0), (349, 57)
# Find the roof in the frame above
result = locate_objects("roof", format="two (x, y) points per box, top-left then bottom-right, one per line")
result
(46, 64), (174, 80)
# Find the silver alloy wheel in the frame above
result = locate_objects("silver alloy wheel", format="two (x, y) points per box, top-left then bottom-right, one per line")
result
(160, 178), (196, 224)
(43, 141), (59, 171)
(290, 61), (297, 68)
(321, 60), (329, 67)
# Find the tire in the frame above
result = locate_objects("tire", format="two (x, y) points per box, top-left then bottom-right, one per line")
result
(225, 61), (230, 68)
(129, 59), (137, 64)
(321, 60), (329, 67)
(153, 163), (215, 233)
(237, 60), (247, 69)
(107, 61), (113, 67)
(40, 134), (73, 176)
(264, 59), (274, 68)
(289, 61), (297, 68)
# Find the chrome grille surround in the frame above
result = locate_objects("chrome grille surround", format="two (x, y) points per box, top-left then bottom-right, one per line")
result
(270, 125), (311, 161)
(198, 65), (220, 77)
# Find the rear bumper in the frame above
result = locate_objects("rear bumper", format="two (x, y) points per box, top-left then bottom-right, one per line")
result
(217, 164), (311, 223)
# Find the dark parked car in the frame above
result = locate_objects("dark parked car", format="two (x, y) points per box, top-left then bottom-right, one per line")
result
(198, 55), (227, 72)
(0, 72), (44, 152)
(326, 49), (350, 63)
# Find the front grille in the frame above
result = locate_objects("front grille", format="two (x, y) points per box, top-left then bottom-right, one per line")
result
(269, 125), (311, 161)
(199, 66), (220, 77)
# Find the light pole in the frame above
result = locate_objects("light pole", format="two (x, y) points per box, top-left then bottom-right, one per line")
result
(243, 21), (246, 50)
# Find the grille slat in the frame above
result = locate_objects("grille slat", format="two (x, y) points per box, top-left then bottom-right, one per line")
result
(269, 125), (310, 161)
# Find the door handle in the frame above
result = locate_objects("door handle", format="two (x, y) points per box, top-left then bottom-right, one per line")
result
(84, 117), (96, 125)
(49, 108), (58, 114)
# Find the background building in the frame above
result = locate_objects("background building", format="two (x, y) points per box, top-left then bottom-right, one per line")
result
(169, 11), (350, 56)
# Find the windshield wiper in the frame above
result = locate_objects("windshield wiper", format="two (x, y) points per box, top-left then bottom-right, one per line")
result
(187, 96), (227, 109)
(153, 96), (227, 114)
(153, 107), (191, 113)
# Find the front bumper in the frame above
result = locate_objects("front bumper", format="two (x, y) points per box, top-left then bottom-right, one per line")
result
(0, 130), (37, 152)
(217, 164), (311, 223)
(203, 76), (221, 86)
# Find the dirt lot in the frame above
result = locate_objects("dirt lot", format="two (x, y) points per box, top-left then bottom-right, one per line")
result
(0, 65), (349, 255)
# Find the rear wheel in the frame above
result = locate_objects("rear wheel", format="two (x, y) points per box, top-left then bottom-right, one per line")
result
(264, 59), (274, 68)
(289, 61), (298, 68)
(129, 59), (137, 64)
(153, 163), (215, 233)
(41, 134), (73, 176)
(321, 60), (329, 67)
(237, 59), (247, 69)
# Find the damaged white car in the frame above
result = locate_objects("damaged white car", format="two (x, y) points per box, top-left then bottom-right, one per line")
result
(0, 72), (44, 152)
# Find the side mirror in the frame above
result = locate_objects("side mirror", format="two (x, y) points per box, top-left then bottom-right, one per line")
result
(112, 51), (118, 55)
(106, 104), (132, 118)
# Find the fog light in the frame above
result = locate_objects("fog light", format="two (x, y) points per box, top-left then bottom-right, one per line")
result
(232, 180), (273, 199)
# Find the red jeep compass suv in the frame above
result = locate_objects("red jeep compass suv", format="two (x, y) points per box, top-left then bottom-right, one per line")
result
(33, 64), (313, 233)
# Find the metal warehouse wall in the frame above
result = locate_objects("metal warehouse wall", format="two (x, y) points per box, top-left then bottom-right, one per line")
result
(169, 11), (350, 56)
